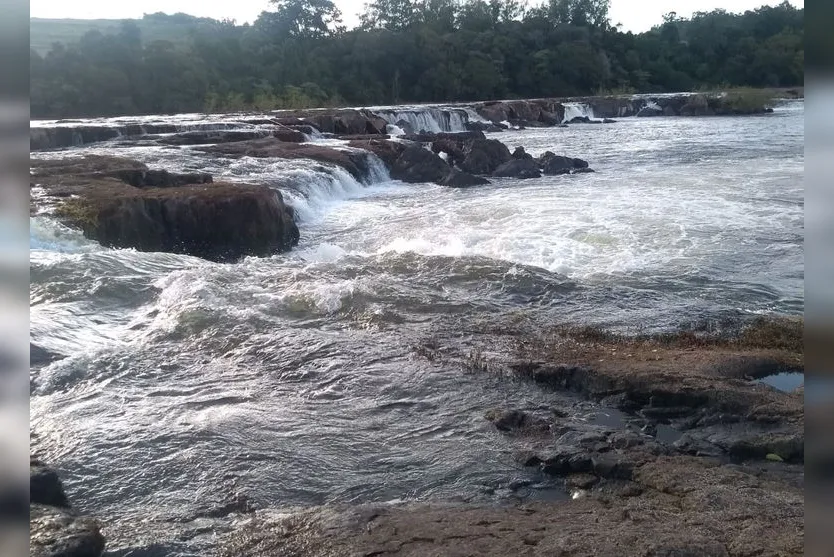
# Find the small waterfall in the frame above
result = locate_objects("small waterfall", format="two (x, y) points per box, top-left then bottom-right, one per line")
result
(374, 108), (470, 133)
(562, 102), (596, 123)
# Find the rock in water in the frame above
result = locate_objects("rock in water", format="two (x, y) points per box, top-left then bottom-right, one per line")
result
(459, 139), (511, 175)
(492, 158), (541, 179)
(31, 156), (300, 262)
(440, 169), (490, 188)
(31, 458), (69, 508)
(511, 146), (533, 160)
(539, 152), (591, 175)
(31, 504), (105, 557)
(390, 145), (450, 183)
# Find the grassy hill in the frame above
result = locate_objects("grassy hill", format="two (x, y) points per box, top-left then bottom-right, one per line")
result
(30, 13), (223, 55)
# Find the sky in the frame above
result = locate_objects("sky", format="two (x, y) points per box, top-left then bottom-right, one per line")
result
(30, 0), (804, 34)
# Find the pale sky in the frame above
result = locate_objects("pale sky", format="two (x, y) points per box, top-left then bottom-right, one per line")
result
(30, 0), (804, 33)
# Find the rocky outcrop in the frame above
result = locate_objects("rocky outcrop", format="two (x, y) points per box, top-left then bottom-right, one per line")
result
(347, 138), (407, 168)
(459, 138), (512, 175)
(391, 145), (451, 183)
(197, 138), (372, 180)
(539, 152), (590, 175)
(492, 158), (541, 179)
(30, 459), (105, 557)
(31, 155), (299, 262)
(440, 168), (490, 188)
(157, 130), (273, 145)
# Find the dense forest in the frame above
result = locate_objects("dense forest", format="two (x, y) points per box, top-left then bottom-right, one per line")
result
(30, 0), (804, 118)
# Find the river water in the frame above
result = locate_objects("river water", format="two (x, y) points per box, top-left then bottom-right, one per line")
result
(29, 101), (804, 555)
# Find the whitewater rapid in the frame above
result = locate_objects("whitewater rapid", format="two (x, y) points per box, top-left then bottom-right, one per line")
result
(30, 101), (804, 556)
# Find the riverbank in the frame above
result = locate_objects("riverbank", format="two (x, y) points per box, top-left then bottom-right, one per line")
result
(220, 317), (804, 556)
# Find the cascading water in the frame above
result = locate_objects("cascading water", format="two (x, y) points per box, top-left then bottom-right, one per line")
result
(561, 102), (596, 123)
(374, 108), (470, 133)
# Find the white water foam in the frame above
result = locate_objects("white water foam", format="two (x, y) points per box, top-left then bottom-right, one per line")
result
(562, 103), (596, 124)
(375, 108), (469, 133)
(30, 216), (101, 254)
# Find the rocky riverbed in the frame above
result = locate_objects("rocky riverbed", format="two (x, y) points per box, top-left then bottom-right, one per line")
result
(30, 97), (804, 556)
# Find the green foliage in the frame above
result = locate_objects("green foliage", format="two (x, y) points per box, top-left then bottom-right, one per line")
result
(30, 1), (804, 118)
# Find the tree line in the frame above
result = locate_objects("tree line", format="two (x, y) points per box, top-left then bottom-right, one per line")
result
(30, 0), (804, 118)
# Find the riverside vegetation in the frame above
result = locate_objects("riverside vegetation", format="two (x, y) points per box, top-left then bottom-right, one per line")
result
(30, 0), (803, 118)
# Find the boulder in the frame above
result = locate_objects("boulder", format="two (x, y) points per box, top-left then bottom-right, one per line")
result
(466, 121), (505, 133)
(476, 102), (510, 123)
(492, 158), (542, 179)
(459, 138), (512, 175)
(32, 156), (300, 262)
(440, 169), (490, 188)
(273, 128), (308, 142)
(390, 145), (450, 184)
(567, 116), (592, 124)
(366, 114), (389, 135)
(31, 459), (69, 508)
(347, 139), (406, 169)
(432, 138), (467, 167)
(308, 113), (336, 134)
(511, 146), (533, 160)
(539, 152), (591, 175)
(31, 504), (105, 557)
(539, 110), (562, 126)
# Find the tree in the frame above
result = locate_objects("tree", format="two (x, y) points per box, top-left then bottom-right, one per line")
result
(547, 0), (610, 28)
(266, 0), (343, 39)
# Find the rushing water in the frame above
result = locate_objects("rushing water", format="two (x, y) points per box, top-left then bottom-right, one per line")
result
(29, 101), (804, 555)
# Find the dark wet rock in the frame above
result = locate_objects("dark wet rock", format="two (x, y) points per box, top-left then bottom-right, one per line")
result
(110, 169), (213, 188)
(602, 118), (617, 123)
(30, 344), (63, 366)
(390, 145), (450, 184)
(31, 126), (121, 151)
(157, 130), (271, 146)
(31, 459), (69, 508)
(31, 504), (105, 557)
(485, 409), (549, 433)
(565, 473), (599, 490)
(492, 158), (541, 179)
(273, 128), (309, 142)
(663, 105), (678, 116)
(476, 102), (510, 123)
(539, 110), (562, 126)
(567, 116), (592, 124)
(347, 138), (406, 169)
(197, 138), (371, 179)
(440, 168), (490, 188)
(459, 138), (511, 175)
(466, 121), (505, 133)
(431, 138), (467, 167)
(572, 167), (596, 173)
(32, 156), (299, 262)
(539, 153), (590, 175)
(511, 146), (533, 160)
(404, 131), (486, 144)
(194, 494), (257, 519)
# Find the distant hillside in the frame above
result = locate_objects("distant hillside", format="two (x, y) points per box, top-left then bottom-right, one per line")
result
(30, 12), (224, 54)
